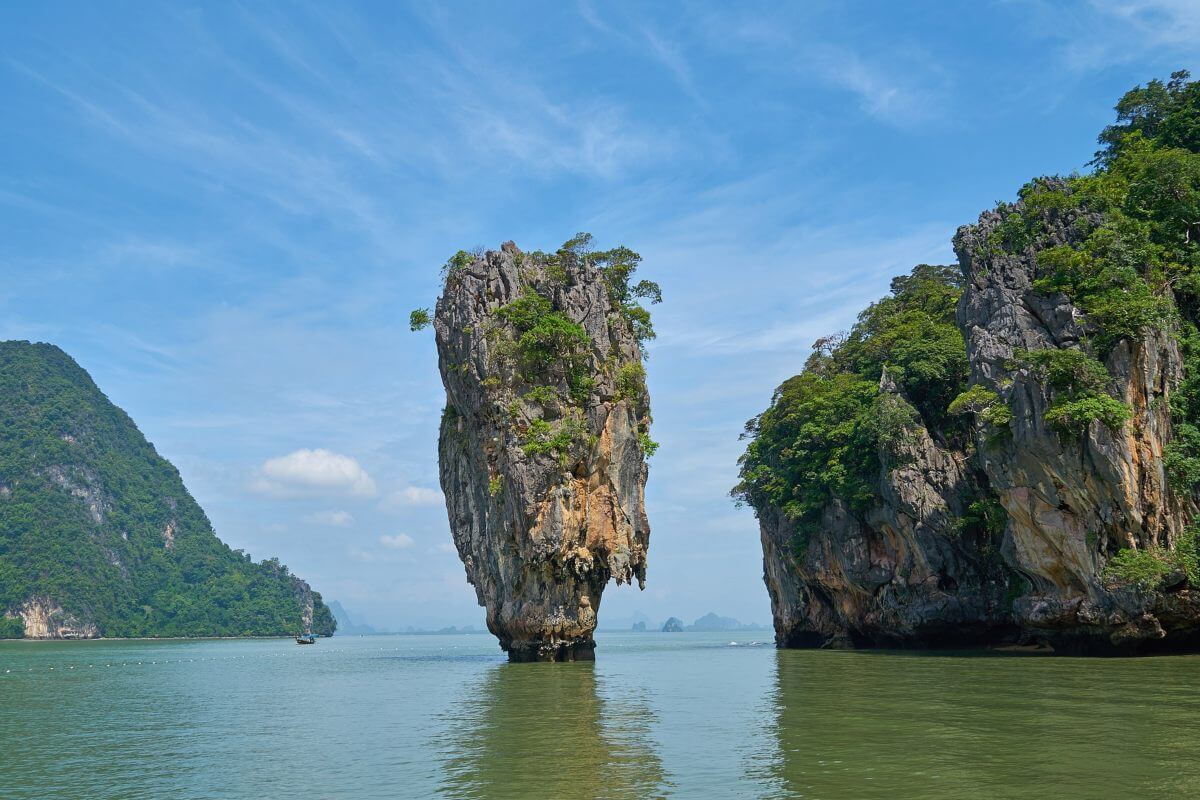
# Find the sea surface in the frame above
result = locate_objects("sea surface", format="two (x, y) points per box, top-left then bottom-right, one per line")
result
(3, 630), (1199, 799)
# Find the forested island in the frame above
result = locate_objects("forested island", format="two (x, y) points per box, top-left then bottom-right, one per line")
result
(0, 341), (334, 639)
(737, 72), (1200, 654)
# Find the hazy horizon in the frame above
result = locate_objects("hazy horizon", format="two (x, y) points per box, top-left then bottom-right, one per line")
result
(2, 1), (1197, 630)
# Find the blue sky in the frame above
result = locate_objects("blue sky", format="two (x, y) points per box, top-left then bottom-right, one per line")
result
(1, 1), (1197, 630)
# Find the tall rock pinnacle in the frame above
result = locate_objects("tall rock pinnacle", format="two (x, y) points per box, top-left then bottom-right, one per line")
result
(422, 236), (659, 661)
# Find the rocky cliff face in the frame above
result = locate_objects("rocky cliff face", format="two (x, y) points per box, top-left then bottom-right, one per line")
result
(955, 197), (1200, 652)
(433, 241), (654, 661)
(746, 86), (1200, 652)
(759, 376), (1014, 649)
(744, 74), (1200, 654)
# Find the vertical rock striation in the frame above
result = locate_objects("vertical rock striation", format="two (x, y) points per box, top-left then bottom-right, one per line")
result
(432, 240), (655, 661)
(755, 372), (1013, 649)
(955, 192), (1200, 652)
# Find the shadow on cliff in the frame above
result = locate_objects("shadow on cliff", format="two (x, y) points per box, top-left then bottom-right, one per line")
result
(437, 662), (665, 798)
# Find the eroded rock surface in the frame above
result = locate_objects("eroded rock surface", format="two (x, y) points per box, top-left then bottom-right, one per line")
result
(760, 377), (1013, 649)
(955, 196), (1200, 652)
(434, 242), (653, 661)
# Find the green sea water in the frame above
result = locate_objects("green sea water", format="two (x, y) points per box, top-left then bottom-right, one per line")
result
(2, 630), (1199, 799)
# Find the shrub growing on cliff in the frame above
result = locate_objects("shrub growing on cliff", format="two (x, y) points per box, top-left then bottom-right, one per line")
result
(1018, 348), (1131, 434)
(948, 384), (1013, 427)
(1104, 529), (1200, 588)
(496, 290), (591, 390)
(576, 237), (662, 346)
(409, 308), (431, 332)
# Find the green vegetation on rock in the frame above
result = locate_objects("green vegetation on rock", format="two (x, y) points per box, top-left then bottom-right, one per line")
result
(733, 264), (982, 531)
(414, 234), (661, 465)
(0, 341), (335, 638)
(1104, 528), (1200, 588)
(973, 72), (1200, 450)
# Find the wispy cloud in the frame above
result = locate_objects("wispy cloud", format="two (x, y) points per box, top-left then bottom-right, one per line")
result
(380, 485), (443, 511)
(1012, 0), (1200, 72)
(306, 509), (355, 528)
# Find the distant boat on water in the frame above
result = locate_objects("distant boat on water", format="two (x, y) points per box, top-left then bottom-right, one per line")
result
(295, 632), (316, 645)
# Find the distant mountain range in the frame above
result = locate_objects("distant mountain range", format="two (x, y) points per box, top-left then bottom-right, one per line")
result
(327, 600), (379, 635)
(606, 611), (768, 633)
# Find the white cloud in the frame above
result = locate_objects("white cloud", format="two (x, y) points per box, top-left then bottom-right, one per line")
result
(380, 485), (443, 510)
(306, 509), (354, 527)
(379, 533), (415, 549)
(252, 448), (377, 497)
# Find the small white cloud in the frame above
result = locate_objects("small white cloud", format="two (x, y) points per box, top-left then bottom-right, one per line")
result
(252, 448), (377, 498)
(306, 509), (354, 528)
(380, 485), (443, 511)
(379, 533), (415, 550)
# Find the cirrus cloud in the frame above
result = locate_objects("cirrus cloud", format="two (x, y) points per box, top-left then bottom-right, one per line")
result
(251, 448), (377, 498)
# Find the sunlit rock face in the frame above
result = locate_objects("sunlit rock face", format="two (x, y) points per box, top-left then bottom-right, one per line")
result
(434, 242), (652, 661)
(751, 187), (1200, 655)
(757, 379), (1014, 651)
(955, 196), (1200, 653)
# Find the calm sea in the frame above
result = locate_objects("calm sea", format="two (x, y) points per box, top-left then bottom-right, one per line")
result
(2, 630), (1198, 798)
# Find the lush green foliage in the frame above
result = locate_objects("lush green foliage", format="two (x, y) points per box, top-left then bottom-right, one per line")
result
(521, 415), (591, 465)
(956, 498), (1008, 539)
(555, 233), (662, 347)
(948, 384), (1013, 426)
(615, 362), (647, 403)
(409, 308), (431, 332)
(499, 292), (591, 374)
(1104, 528), (1200, 587)
(980, 74), (1200, 444)
(1016, 348), (1131, 433)
(734, 265), (975, 528)
(1096, 71), (1200, 166)
(0, 616), (23, 638)
(0, 342), (334, 638)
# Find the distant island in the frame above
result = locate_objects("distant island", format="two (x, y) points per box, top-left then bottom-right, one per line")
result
(328, 600), (379, 635)
(627, 613), (768, 633)
(0, 342), (335, 640)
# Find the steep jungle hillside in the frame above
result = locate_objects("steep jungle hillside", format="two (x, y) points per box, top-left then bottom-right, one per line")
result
(0, 341), (335, 639)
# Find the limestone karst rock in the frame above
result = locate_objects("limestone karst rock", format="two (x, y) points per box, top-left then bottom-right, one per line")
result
(741, 72), (1200, 653)
(431, 239), (657, 661)
(953, 191), (1198, 652)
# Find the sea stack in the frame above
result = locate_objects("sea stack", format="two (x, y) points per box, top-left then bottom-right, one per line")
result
(429, 236), (658, 661)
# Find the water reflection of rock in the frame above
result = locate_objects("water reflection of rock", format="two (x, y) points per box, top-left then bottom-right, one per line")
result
(440, 663), (664, 799)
